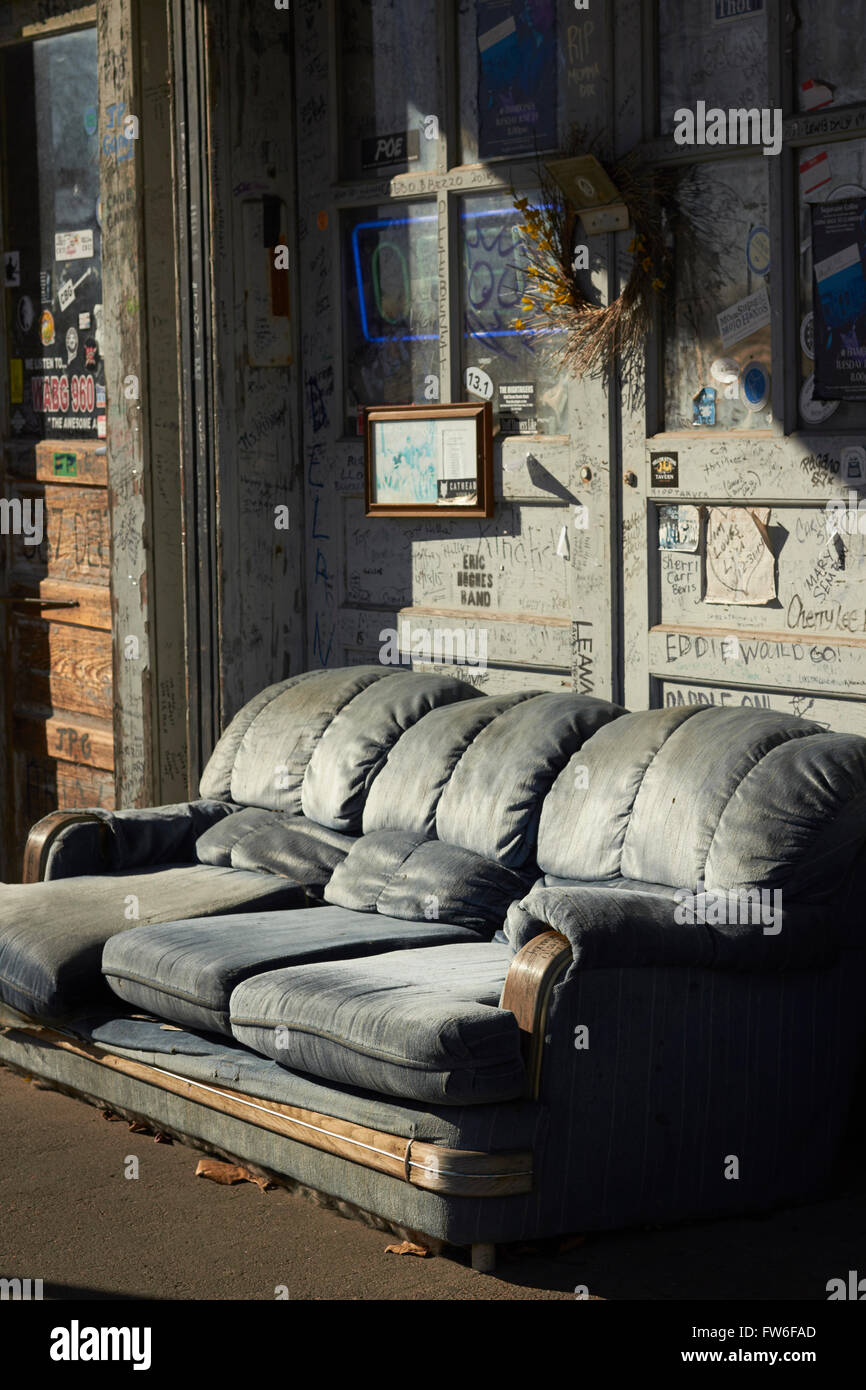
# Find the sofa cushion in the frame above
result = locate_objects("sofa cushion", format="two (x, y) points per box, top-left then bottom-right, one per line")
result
(229, 941), (523, 1105)
(324, 830), (534, 930)
(101, 906), (486, 1035)
(536, 706), (850, 891)
(198, 666), (481, 825)
(0, 865), (305, 1020)
(195, 807), (354, 892)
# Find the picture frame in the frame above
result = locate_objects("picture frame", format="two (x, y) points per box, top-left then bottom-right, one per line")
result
(364, 402), (494, 518)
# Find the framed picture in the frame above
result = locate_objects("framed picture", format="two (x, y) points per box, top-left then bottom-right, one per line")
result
(364, 402), (494, 517)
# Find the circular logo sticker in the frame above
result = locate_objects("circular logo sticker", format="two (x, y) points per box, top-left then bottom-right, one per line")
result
(747, 225), (771, 277)
(65, 326), (79, 361)
(40, 310), (55, 346)
(16, 295), (34, 333)
(800, 311), (815, 360)
(741, 360), (770, 412)
(83, 106), (98, 135)
(464, 366), (493, 400)
(800, 373), (840, 423)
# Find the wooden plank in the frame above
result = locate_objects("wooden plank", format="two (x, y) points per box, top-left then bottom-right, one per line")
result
(32, 441), (108, 488)
(13, 618), (112, 719)
(4, 1027), (533, 1197)
(9, 483), (110, 586)
(14, 710), (114, 771)
(7, 578), (111, 630)
(13, 753), (114, 874)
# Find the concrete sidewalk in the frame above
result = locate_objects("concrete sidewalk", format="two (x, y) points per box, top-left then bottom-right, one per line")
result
(2, 1064), (865, 1301)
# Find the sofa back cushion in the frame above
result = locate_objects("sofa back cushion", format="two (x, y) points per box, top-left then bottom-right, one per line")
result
(364, 691), (624, 867)
(537, 705), (866, 894)
(198, 666), (481, 830)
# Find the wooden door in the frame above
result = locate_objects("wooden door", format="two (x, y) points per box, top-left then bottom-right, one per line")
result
(1, 20), (113, 877)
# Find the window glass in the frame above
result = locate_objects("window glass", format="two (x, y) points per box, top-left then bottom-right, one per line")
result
(794, 0), (866, 111)
(663, 157), (771, 431)
(657, 0), (768, 136)
(338, 0), (439, 180)
(2, 29), (105, 440)
(459, 191), (568, 434)
(798, 139), (866, 430)
(341, 201), (439, 430)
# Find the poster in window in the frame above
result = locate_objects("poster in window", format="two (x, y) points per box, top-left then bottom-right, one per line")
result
(364, 403), (493, 517)
(811, 197), (866, 400)
(477, 0), (558, 159)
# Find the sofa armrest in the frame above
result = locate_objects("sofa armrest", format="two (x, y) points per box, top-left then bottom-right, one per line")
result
(23, 800), (237, 882)
(505, 884), (840, 978)
(500, 930), (571, 1099)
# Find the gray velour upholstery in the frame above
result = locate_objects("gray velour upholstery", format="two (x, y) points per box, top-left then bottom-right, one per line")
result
(198, 665), (482, 822)
(535, 705), (864, 891)
(229, 941), (523, 1105)
(0, 865), (305, 1019)
(101, 906), (488, 1036)
(42, 799), (237, 880)
(195, 807), (355, 890)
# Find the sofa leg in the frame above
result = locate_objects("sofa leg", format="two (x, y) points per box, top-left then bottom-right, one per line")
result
(470, 1242), (496, 1274)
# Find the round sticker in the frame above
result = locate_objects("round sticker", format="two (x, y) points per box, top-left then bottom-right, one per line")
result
(747, 225), (771, 276)
(575, 176), (595, 198)
(83, 336), (99, 371)
(83, 106), (98, 135)
(710, 356), (740, 384)
(40, 310), (55, 346)
(741, 360), (770, 412)
(316, 210), (329, 231)
(16, 295), (34, 333)
(65, 326), (79, 361)
(464, 366), (493, 400)
(800, 373), (840, 423)
(800, 311), (815, 360)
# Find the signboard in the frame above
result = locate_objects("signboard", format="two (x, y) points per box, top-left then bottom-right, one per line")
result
(811, 196), (866, 400)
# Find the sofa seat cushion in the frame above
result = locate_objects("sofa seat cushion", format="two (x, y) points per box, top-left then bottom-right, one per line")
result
(101, 906), (487, 1036)
(0, 865), (305, 1020)
(195, 807), (354, 894)
(324, 830), (534, 931)
(229, 941), (523, 1106)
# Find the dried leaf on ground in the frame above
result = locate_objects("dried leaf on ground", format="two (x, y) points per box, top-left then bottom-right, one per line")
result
(128, 1119), (151, 1134)
(153, 1131), (172, 1144)
(384, 1240), (430, 1258)
(194, 1158), (271, 1191)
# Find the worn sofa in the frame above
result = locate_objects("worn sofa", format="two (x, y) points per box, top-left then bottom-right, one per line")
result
(1, 667), (865, 1270)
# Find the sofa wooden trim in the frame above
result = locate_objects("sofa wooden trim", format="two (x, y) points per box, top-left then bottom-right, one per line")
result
(499, 930), (571, 1100)
(1, 1022), (533, 1198)
(22, 811), (108, 884)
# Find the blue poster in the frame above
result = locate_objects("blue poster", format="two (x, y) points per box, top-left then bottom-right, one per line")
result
(477, 0), (558, 159)
(812, 197), (866, 400)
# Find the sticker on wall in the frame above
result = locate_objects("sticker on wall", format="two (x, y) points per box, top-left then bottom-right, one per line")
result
(16, 295), (34, 333)
(717, 285), (771, 349)
(800, 151), (832, 199)
(39, 269), (51, 303)
(650, 451), (679, 489)
(52, 452), (77, 478)
(97, 414), (107, 439)
(55, 229), (94, 262)
(361, 130), (420, 170)
(705, 506), (776, 606)
(498, 382), (536, 434)
(746, 225), (771, 277)
(39, 310), (55, 346)
(316, 210), (329, 231)
(58, 279), (75, 311)
(83, 105), (98, 135)
(3, 249), (20, 287)
(83, 337), (98, 371)
(78, 311), (91, 330)
(65, 327), (78, 363)
(712, 0), (763, 20)
(800, 311), (815, 359)
(659, 504), (700, 552)
(841, 446), (866, 484)
(96, 383), (106, 408)
(465, 366), (493, 400)
(799, 79), (834, 112)
(800, 372), (840, 423)
(710, 357), (739, 384)
(692, 386), (717, 426)
(9, 358), (23, 405)
(741, 360), (770, 412)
